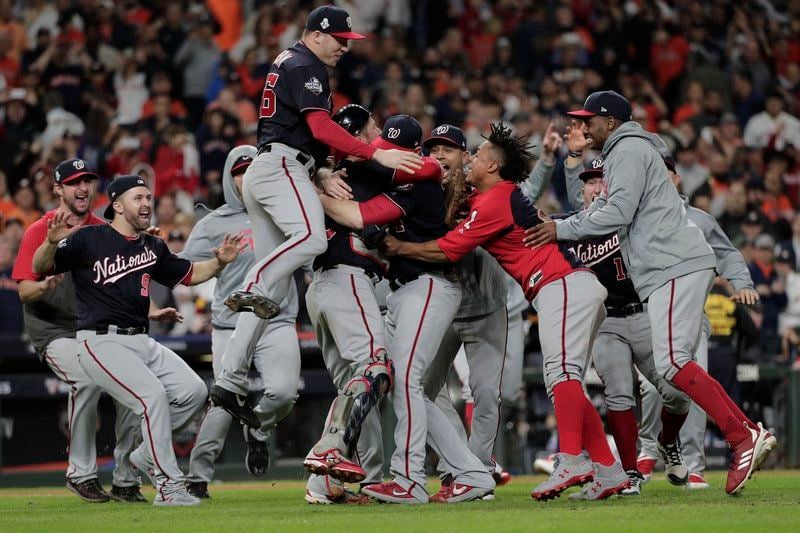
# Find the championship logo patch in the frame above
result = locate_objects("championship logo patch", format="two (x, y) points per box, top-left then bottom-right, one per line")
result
(305, 77), (323, 95)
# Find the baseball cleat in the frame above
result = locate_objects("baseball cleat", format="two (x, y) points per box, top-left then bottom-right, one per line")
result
(109, 485), (147, 503)
(303, 448), (366, 483)
(244, 426), (270, 476)
(153, 482), (201, 507)
(430, 482), (494, 503)
(568, 462), (630, 500)
(66, 478), (111, 503)
(726, 422), (775, 495)
(657, 440), (688, 485)
(685, 473), (709, 490)
(530, 453), (594, 501)
(362, 481), (427, 504)
(620, 470), (644, 496)
(128, 448), (161, 488)
(636, 455), (656, 483)
(224, 291), (280, 320)
(185, 481), (210, 499)
(533, 453), (556, 475)
(493, 461), (512, 486)
(209, 384), (261, 428)
(305, 488), (371, 505)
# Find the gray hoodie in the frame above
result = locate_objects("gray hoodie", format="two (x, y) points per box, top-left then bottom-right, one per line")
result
(179, 145), (259, 329)
(556, 122), (717, 300)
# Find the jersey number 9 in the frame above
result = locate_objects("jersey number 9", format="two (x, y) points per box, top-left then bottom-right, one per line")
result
(260, 73), (280, 119)
(140, 273), (150, 297)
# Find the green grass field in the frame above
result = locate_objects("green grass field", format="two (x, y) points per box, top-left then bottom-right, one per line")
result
(2, 471), (799, 532)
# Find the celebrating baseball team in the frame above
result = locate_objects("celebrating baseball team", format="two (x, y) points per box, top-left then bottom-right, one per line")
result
(11, 5), (779, 507)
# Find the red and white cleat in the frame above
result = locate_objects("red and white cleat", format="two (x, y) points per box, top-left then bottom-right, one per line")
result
(361, 481), (427, 504)
(685, 473), (709, 490)
(636, 455), (656, 483)
(303, 448), (366, 483)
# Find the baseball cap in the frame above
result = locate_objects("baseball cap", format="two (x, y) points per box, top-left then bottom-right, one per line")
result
(103, 175), (148, 220)
(754, 233), (776, 250)
(231, 155), (253, 175)
(423, 124), (467, 151)
(54, 158), (100, 185)
(305, 5), (365, 40)
(579, 168), (603, 182)
(371, 114), (422, 151)
(333, 104), (371, 136)
(776, 247), (793, 264)
(743, 209), (767, 227)
(567, 90), (632, 122)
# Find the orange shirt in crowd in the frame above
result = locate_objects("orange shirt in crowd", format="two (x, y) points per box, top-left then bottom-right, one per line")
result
(208, 0), (243, 52)
(4, 207), (42, 230)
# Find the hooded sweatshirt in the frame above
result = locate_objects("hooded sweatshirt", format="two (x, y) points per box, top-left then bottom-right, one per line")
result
(180, 145), (297, 328)
(555, 121), (716, 300)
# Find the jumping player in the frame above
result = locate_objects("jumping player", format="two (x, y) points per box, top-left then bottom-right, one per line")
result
(524, 90), (777, 495)
(12, 159), (142, 503)
(381, 123), (629, 501)
(31, 175), (244, 506)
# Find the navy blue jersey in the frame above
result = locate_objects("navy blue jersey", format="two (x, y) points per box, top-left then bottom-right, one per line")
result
(564, 232), (640, 308)
(52, 225), (192, 330)
(313, 159), (395, 277)
(256, 41), (332, 167)
(384, 180), (451, 280)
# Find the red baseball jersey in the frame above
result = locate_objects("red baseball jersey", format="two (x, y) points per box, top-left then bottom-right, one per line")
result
(437, 180), (584, 300)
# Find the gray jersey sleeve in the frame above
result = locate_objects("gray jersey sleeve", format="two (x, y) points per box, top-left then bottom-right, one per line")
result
(555, 148), (646, 240)
(564, 162), (585, 211)
(688, 207), (754, 291)
(519, 158), (556, 203)
(179, 219), (215, 263)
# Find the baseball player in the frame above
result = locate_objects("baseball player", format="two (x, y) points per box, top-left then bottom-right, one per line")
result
(320, 115), (495, 504)
(182, 146), (301, 499)
(381, 123), (629, 501)
(31, 175), (244, 506)
(303, 104), (390, 505)
(524, 90), (777, 495)
(12, 159), (142, 503)
(637, 157), (759, 490)
(208, 5), (423, 427)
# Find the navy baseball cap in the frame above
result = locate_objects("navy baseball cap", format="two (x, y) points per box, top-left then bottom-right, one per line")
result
(103, 175), (148, 219)
(306, 5), (365, 40)
(567, 90), (632, 122)
(663, 156), (676, 173)
(423, 124), (467, 151)
(231, 155), (253, 175)
(54, 158), (99, 185)
(334, 104), (371, 136)
(372, 114), (422, 151)
(580, 157), (604, 181)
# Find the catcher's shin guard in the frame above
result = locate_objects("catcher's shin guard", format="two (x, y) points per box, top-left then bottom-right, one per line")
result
(343, 356), (394, 456)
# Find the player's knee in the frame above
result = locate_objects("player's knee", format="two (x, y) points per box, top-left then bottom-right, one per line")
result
(264, 382), (299, 408)
(189, 379), (209, 407)
(604, 393), (635, 411)
(660, 387), (691, 415)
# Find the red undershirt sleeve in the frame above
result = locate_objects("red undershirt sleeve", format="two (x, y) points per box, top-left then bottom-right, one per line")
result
(359, 195), (405, 225)
(305, 110), (377, 160)
(393, 156), (443, 184)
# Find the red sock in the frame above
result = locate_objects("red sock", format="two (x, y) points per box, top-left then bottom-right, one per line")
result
(658, 407), (688, 445)
(582, 396), (616, 466)
(464, 401), (474, 434)
(552, 381), (586, 456)
(671, 362), (749, 445)
(711, 378), (756, 429)
(606, 409), (638, 471)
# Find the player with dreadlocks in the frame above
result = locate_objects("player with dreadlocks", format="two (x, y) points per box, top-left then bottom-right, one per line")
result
(381, 122), (630, 501)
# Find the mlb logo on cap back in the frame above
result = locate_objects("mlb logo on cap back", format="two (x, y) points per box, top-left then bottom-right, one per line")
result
(306, 5), (365, 40)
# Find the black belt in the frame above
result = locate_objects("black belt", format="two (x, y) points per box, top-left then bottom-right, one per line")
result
(321, 264), (382, 283)
(389, 275), (420, 292)
(95, 326), (148, 336)
(606, 302), (644, 318)
(257, 144), (315, 171)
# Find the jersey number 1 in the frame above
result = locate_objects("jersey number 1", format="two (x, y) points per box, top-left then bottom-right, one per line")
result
(140, 273), (150, 297)
(260, 73), (280, 119)
(613, 258), (628, 281)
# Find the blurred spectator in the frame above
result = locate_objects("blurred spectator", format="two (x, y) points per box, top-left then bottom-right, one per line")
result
(672, 81), (704, 125)
(749, 234), (788, 354)
(0, 169), (14, 228)
(31, 164), (57, 211)
(154, 192), (180, 237)
(744, 92), (800, 151)
(776, 248), (800, 337)
(113, 51), (148, 125)
(6, 179), (41, 230)
(0, 0), (27, 62)
(174, 15), (222, 130)
(674, 142), (709, 198)
(152, 125), (200, 196)
(776, 214), (800, 272)
(0, 234), (23, 334)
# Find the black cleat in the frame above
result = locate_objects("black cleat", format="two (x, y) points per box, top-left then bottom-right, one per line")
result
(185, 481), (210, 499)
(209, 384), (261, 427)
(224, 291), (280, 320)
(66, 479), (111, 503)
(244, 426), (270, 476)
(109, 485), (147, 503)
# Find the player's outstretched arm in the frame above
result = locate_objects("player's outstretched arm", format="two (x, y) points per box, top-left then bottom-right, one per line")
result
(188, 233), (245, 285)
(32, 211), (78, 274)
(319, 193), (364, 229)
(380, 235), (449, 262)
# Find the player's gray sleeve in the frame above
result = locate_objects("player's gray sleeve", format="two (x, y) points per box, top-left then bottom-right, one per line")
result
(564, 162), (585, 211)
(556, 148), (646, 240)
(178, 219), (215, 262)
(689, 208), (754, 292)
(519, 158), (556, 203)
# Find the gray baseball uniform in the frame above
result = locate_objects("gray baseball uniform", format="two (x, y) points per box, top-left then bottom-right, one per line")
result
(184, 146), (301, 484)
(638, 199), (755, 472)
(12, 212), (139, 489)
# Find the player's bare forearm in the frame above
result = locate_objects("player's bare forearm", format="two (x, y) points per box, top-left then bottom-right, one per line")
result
(18, 277), (62, 303)
(189, 258), (226, 285)
(385, 238), (449, 263)
(319, 194), (364, 229)
(32, 241), (57, 275)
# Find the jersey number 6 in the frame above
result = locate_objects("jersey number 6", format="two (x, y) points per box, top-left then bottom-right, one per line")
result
(260, 73), (280, 119)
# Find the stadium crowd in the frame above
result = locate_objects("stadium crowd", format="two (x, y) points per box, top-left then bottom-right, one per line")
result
(0, 0), (799, 371)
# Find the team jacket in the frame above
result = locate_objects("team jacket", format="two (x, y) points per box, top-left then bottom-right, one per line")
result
(437, 180), (584, 301)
